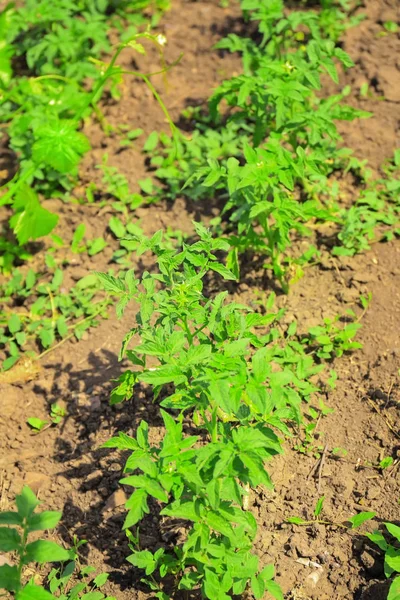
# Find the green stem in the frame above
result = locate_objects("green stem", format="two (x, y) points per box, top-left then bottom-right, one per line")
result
(16, 521), (29, 592)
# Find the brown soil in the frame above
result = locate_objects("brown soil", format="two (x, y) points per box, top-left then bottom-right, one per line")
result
(1, 1), (399, 600)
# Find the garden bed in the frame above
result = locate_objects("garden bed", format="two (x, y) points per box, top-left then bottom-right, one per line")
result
(0, 1), (399, 599)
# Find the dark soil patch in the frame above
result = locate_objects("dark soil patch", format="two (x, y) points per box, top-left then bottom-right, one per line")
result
(1, 1), (399, 599)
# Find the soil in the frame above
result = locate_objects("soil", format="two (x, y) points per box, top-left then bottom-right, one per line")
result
(1, 1), (400, 600)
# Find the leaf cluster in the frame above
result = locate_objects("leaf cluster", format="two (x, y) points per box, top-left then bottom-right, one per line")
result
(0, 268), (110, 370)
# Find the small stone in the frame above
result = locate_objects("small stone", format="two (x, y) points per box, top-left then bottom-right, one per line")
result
(24, 472), (51, 493)
(290, 533), (313, 558)
(379, 67), (400, 102)
(102, 489), (127, 512)
(334, 549), (348, 564)
(360, 550), (382, 576)
(90, 396), (101, 410)
(366, 487), (380, 500)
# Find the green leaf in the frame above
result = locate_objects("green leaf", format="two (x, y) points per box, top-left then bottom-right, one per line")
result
(314, 496), (324, 517)
(109, 217), (126, 239)
(88, 237), (107, 256)
(10, 186), (58, 245)
(386, 523), (400, 542)
(204, 511), (234, 539)
(102, 432), (138, 450)
(260, 564), (275, 582)
(93, 573), (109, 588)
(25, 540), (70, 563)
(0, 564), (19, 592)
(347, 511), (376, 529)
(140, 366), (186, 386)
(209, 379), (237, 415)
(32, 119), (90, 173)
(209, 262), (237, 281)
(265, 579), (284, 600)
(123, 489), (149, 529)
(127, 550), (156, 575)
(28, 511), (62, 532)
(120, 475), (168, 502)
(185, 344), (212, 365)
(0, 512), (22, 526)
(203, 569), (221, 600)
(385, 546), (400, 573)
(366, 531), (388, 552)
(251, 575), (264, 600)
(27, 418), (48, 432)
(161, 501), (200, 522)
(286, 517), (307, 525)
(17, 583), (56, 600)
(16, 487), (40, 519)
(8, 314), (21, 334)
(71, 223), (86, 251)
(388, 577), (400, 600)
(240, 452), (273, 489)
(143, 131), (158, 152)
(95, 273), (126, 294)
(0, 527), (21, 551)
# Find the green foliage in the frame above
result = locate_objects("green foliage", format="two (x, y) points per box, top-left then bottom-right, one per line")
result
(2, 0), (169, 81)
(0, 268), (110, 369)
(105, 412), (282, 600)
(366, 521), (400, 600)
(9, 186), (59, 245)
(142, 0), (374, 291)
(0, 486), (69, 595)
(98, 228), (363, 598)
(0, 26), (174, 262)
(304, 314), (362, 359)
(334, 151), (400, 256)
(0, 487), (115, 600)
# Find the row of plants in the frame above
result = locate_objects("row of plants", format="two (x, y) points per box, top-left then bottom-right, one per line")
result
(93, 0), (399, 598)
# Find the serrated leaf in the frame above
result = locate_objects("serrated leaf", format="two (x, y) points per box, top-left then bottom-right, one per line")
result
(123, 489), (149, 529)
(160, 501), (200, 522)
(140, 366), (186, 386)
(10, 186), (58, 245)
(209, 262), (237, 281)
(120, 475), (168, 502)
(32, 119), (90, 173)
